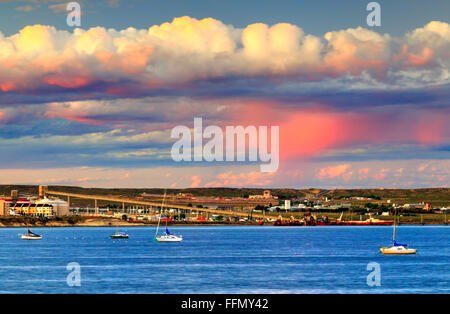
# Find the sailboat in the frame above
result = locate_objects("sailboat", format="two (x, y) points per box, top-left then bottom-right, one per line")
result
(19, 227), (42, 240)
(380, 210), (417, 255)
(110, 226), (129, 239)
(155, 191), (182, 242)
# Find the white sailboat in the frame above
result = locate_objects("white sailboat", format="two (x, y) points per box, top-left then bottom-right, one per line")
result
(380, 210), (417, 255)
(110, 226), (129, 239)
(19, 227), (42, 240)
(155, 191), (182, 242)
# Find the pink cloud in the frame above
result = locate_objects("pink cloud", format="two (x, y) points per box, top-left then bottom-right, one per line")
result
(205, 171), (275, 187)
(358, 168), (370, 179)
(234, 102), (449, 162)
(317, 164), (351, 179)
(190, 175), (201, 188)
(373, 168), (389, 181)
(0, 19), (448, 95)
(0, 160), (447, 188)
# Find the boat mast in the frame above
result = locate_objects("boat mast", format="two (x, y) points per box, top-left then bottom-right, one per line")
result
(155, 209), (161, 238)
(393, 208), (397, 243)
(155, 190), (167, 237)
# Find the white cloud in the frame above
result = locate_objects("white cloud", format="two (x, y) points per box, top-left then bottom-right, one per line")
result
(0, 18), (449, 94)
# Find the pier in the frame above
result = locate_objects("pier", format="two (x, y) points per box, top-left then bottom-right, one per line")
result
(45, 190), (270, 220)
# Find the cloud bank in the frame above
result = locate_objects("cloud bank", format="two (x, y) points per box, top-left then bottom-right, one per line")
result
(0, 17), (449, 100)
(0, 17), (448, 188)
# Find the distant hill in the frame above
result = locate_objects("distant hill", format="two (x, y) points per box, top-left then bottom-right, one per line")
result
(327, 188), (449, 207)
(0, 185), (313, 199)
(0, 185), (448, 206)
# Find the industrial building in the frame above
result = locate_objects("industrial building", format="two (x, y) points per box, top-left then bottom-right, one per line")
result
(0, 189), (69, 217)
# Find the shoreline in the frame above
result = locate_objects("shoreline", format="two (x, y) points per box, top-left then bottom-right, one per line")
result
(1, 215), (447, 228)
(2, 224), (448, 228)
(1, 221), (448, 228)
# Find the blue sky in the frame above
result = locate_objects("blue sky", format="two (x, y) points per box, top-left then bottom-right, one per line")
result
(1, 0), (449, 36)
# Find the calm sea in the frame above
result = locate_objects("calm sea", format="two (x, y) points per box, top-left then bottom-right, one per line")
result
(0, 226), (448, 294)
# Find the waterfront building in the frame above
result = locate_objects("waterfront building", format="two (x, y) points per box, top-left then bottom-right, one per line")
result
(12, 203), (55, 217)
(35, 198), (70, 216)
(0, 190), (69, 217)
(0, 198), (30, 215)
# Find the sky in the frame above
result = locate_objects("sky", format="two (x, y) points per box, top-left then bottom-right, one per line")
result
(0, 0), (449, 188)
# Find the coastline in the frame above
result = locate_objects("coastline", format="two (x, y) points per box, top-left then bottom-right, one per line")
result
(0, 217), (257, 228)
(0, 216), (447, 228)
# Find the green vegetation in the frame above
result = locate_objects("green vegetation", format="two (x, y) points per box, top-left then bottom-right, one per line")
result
(327, 188), (449, 207)
(364, 203), (393, 210)
(0, 215), (84, 226)
(0, 185), (309, 199)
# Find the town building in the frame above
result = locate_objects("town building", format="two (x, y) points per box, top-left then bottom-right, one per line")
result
(0, 198), (31, 215)
(0, 189), (69, 217)
(12, 203), (55, 217)
(249, 190), (278, 199)
(35, 198), (70, 216)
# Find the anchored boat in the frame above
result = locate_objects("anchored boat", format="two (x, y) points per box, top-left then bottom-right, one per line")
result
(156, 227), (183, 242)
(380, 210), (417, 255)
(380, 241), (417, 255)
(337, 212), (393, 226)
(19, 228), (42, 240)
(155, 191), (183, 242)
(110, 226), (129, 239)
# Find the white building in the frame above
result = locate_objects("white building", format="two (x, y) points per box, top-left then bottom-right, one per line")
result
(284, 200), (291, 210)
(268, 200), (295, 212)
(35, 198), (70, 216)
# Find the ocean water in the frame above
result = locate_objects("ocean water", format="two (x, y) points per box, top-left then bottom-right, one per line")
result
(0, 226), (448, 294)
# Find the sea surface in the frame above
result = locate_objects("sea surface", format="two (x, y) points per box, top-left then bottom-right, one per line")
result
(0, 226), (448, 294)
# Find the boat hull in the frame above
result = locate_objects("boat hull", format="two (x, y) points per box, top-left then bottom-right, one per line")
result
(20, 235), (42, 240)
(380, 246), (417, 255)
(110, 235), (129, 239)
(156, 235), (183, 242)
(337, 220), (393, 226)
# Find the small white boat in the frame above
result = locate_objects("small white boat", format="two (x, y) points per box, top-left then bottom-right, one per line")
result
(156, 231), (183, 242)
(154, 191), (183, 242)
(380, 210), (416, 255)
(19, 228), (42, 240)
(380, 242), (417, 255)
(110, 226), (129, 239)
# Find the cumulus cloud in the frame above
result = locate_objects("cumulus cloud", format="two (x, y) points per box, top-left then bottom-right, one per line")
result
(0, 17), (449, 98)
(190, 175), (201, 188)
(0, 17), (448, 188)
(205, 171), (276, 187)
(0, 159), (447, 188)
(317, 164), (351, 179)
